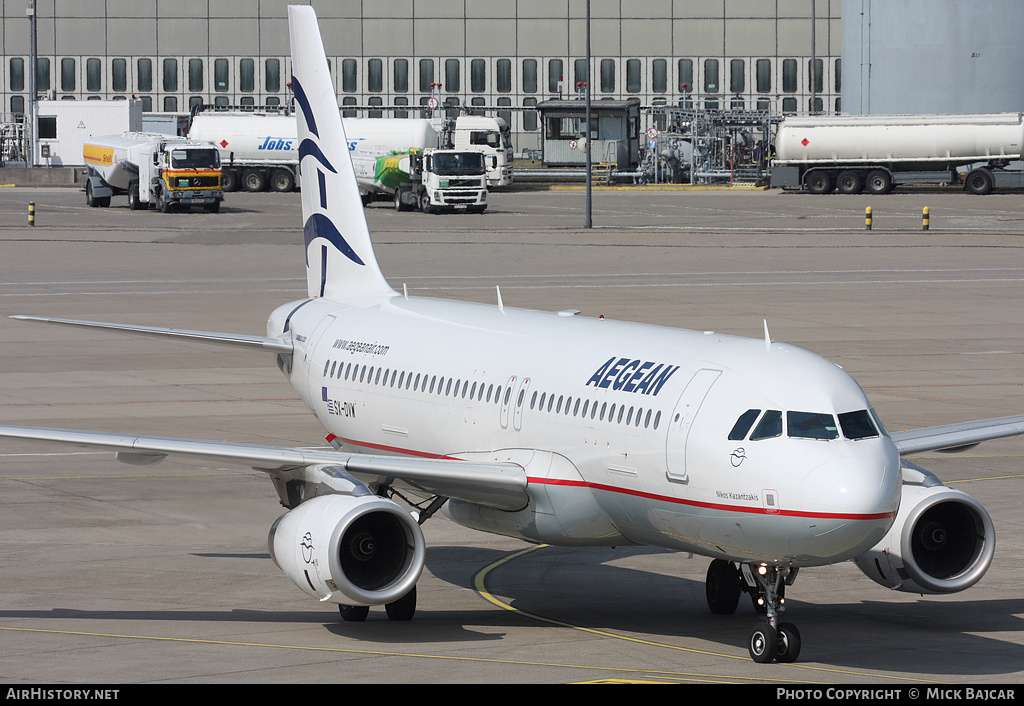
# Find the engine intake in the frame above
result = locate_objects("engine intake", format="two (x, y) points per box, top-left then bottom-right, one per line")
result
(269, 493), (425, 606)
(853, 477), (995, 594)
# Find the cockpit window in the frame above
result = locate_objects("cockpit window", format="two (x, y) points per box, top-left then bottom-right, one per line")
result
(838, 410), (879, 440)
(749, 410), (783, 440)
(787, 411), (839, 440)
(728, 409), (761, 440)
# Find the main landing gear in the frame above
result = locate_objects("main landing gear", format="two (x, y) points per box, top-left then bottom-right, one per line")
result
(705, 559), (802, 663)
(339, 586), (417, 623)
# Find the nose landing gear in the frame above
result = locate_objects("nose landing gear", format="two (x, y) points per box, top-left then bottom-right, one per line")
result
(705, 559), (802, 663)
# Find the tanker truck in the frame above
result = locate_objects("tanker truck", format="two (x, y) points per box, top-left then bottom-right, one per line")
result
(187, 112), (512, 192)
(351, 148), (487, 214)
(771, 113), (1024, 195)
(83, 132), (223, 212)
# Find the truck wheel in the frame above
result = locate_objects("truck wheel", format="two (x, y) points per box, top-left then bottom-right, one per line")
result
(128, 182), (143, 211)
(805, 170), (834, 194)
(419, 194), (433, 214)
(242, 169), (266, 192)
(86, 182), (109, 208)
(221, 169), (239, 192)
(270, 168), (294, 192)
(965, 169), (994, 195)
(865, 169), (894, 195)
(836, 170), (863, 194)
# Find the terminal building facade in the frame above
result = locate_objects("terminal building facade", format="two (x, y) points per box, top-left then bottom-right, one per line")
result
(2, 0), (842, 151)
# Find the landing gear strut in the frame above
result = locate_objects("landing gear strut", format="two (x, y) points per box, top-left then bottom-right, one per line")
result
(704, 560), (801, 663)
(742, 563), (801, 663)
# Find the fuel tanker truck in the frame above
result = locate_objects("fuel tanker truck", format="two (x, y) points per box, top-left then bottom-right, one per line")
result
(771, 113), (1024, 195)
(187, 112), (512, 192)
(83, 132), (223, 212)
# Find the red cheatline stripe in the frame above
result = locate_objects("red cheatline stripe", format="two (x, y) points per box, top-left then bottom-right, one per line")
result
(329, 435), (895, 521)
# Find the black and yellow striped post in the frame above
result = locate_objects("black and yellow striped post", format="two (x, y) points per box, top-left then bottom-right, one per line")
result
(865, 206), (872, 230)
(28, 201), (35, 227)
(922, 206), (930, 231)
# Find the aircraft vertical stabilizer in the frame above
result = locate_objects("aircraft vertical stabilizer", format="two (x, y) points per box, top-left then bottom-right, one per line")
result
(288, 5), (395, 300)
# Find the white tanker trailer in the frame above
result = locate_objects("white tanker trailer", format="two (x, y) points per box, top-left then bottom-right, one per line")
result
(188, 112), (512, 192)
(771, 113), (1024, 195)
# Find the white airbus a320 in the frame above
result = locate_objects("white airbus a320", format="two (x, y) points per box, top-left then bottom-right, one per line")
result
(3, 6), (1021, 663)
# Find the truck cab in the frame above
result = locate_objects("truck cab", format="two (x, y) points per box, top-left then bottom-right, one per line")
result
(447, 116), (514, 187)
(152, 143), (223, 212)
(393, 149), (488, 214)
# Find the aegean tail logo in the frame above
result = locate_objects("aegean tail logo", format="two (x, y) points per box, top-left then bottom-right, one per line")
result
(292, 75), (364, 272)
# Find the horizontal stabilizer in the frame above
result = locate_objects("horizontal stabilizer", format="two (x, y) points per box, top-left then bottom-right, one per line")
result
(10, 315), (292, 354)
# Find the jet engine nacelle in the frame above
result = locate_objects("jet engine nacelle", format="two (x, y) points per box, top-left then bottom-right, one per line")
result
(853, 477), (995, 594)
(268, 493), (425, 606)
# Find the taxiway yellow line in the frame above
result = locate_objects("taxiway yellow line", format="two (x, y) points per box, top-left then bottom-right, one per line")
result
(472, 544), (946, 684)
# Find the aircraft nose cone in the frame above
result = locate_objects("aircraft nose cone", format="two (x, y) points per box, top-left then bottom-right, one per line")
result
(802, 455), (900, 517)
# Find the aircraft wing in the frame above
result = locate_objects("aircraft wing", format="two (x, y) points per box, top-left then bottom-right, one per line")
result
(9, 316), (293, 354)
(891, 414), (1024, 455)
(0, 425), (528, 511)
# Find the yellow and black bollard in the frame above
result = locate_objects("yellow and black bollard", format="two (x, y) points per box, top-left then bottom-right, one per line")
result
(922, 206), (930, 231)
(28, 201), (35, 227)
(865, 206), (872, 230)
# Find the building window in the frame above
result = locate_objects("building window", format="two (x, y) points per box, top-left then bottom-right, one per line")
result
(35, 58), (50, 92)
(652, 59), (667, 94)
(163, 96), (178, 112)
(368, 58), (383, 93)
(86, 58), (102, 92)
(600, 59), (615, 93)
(9, 58), (24, 92)
(419, 58), (434, 92)
(265, 59), (281, 92)
(342, 96), (356, 117)
(368, 96), (382, 118)
(496, 59), (511, 93)
(215, 58), (229, 92)
(240, 59), (255, 92)
(782, 96), (797, 114)
(522, 59), (537, 93)
(61, 58), (75, 91)
(163, 58), (178, 92)
(626, 59), (641, 93)
(704, 59), (719, 92)
(447, 59), (462, 92)
(470, 59), (485, 93)
(523, 97), (537, 131)
(548, 59), (563, 93)
(112, 59), (127, 93)
(11, 95), (24, 113)
(782, 58), (797, 93)
(574, 59), (588, 88)
(393, 58), (408, 92)
(137, 59), (152, 92)
(808, 58), (823, 94)
(342, 58), (357, 92)
(835, 58), (841, 93)
(394, 96), (408, 118)
(730, 59), (745, 93)
(678, 58), (692, 92)
(756, 59), (771, 93)
(38, 115), (57, 139)
(188, 59), (203, 92)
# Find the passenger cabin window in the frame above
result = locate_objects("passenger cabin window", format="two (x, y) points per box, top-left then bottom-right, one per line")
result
(750, 410), (782, 440)
(787, 411), (839, 440)
(729, 409), (761, 440)
(838, 410), (879, 440)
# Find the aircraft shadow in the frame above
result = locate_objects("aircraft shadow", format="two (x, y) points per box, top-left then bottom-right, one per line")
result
(426, 544), (1024, 677)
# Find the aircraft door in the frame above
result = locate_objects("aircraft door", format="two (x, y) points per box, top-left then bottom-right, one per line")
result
(513, 377), (531, 431)
(665, 368), (721, 483)
(499, 375), (517, 429)
(303, 314), (336, 402)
